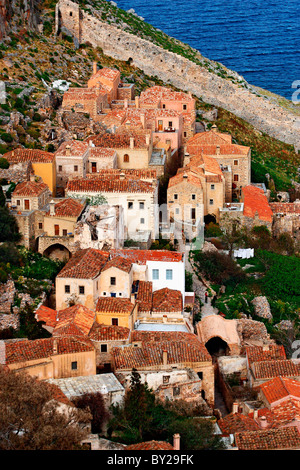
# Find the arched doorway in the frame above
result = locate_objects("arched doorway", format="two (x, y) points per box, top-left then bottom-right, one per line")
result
(43, 243), (72, 261)
(205, 336), (230, 358)
(204, 214), (217, 225)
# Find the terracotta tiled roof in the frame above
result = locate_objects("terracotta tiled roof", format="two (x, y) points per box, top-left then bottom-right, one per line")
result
(55, 140), (89, 157)
(252, 360), (300, 380)
(270, 202), (300, 214)
(86, 133), (150, 149)
(88, 323), (130, 342)
(5, 336), (94, 364)
(90, 67), (120, 81)
(140, 86), (194, 104)
(46, 198), (85, 218)
(110, 249), (184, 265)
(189, 154), (223, 176)
(235, 426), (300, 450)
(242, 185), (273, 223)
(136, 281), (153, 312)
(4, 148), (54, 163)
(113, 331), (211, 370)
(88, 148), (116, 158)
(101, 256), (132, 274)
(35, 305), (58, 329)
(66, 177), (156, 194)
(53, 304), (95, 337)
(257, 376), (300, 405)
(87, 168), (157, 180)
(152, 288), (183, 312)
(46, 382), (74, 406)
(186, 129), (232, 146)
(125, 441), (174, 450)
(56, 248), (109, 279)
(96, 297), (135, 315)
(168, 169), (203, 189)
(62, 88), (101, 101)
(12, 181), (49, 197)
(218, 412), (260, 436)
(246, 345), (286, 366)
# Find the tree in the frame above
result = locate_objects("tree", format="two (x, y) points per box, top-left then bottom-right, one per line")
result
(220, 215), (244, 257)
(73, 392), (109, 434)
(0, 157), (9, 169)
(18, 303), (51, 340)
(0, 186), (5, 207)
(0, 367), (91, 450)
(0, 206), (21, 242)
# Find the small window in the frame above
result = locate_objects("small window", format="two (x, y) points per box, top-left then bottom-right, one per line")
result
(58, 165), (62, 172)
(234, 174), (239, 182)
(65, 285), (70, 293)
(79, 285), (85, 295)
(119, 293), (122, 296)
(173, 386), (180, 397)
(110, 277), (116, 286)
(168, 121), (173, 128)
(139, 202), (144, 210)
(91, 162), (97, 172)
(234, 160), (238, 166)
(183, 104), (187, 110)
(112, 318), (118, 326)
(162, 104), (166, 109)
(175, 208), (179, 215)
(71, 361), (77, 370)
(174, 194), (178, 200)
(123, 154), (129, 163)
(166, 269), (173, 280)
(140, 218), (145, 224)
(69, 11), (73, 16)
(191, 194), (196, 200)
(39, 223), (43, 229)
(128, 201), (133, 209)
(101, 344), (107, 353)
(184, 131), (187, 138)
(152, 269), (159, 280)
(163, 375), (170, 384)
(17, 200), (20, 206)
(103, 292), (106, 296)
(63, 229), (67, 236)
(209, 199), (214, 205)
(198, 372), (203, 380)
(191, 208), (196, 219)
(74, 165), (78, 172)
(211, 184), (215, 190)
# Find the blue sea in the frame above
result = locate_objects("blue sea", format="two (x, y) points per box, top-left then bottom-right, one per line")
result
(113, 0), (300, 100)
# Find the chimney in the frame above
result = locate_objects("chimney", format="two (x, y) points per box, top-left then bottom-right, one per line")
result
(253, 409), (259, 420)
(183, 172), (188, 181)
(30, 174), (36, 182)
(173, 434), (180, 451)
(130, 137), (134, 149)
(135, 96), (140, 109)
(162, 349), (168, 366)
(120, 172), (126, 180)
(53, 338), (58, 355)
(130, 293), (136, 304)
(65, 144), (71, 156)
(145, 133), (150, 145)
(124, 98), (128, 109)
(49, 199), (56, 216)
(141, 113), (146, 129)
(259, 416), (268, 429)
(93, 61), (97, 75)
(216, 145), (220, 155)
(232, 402), (239, 414)
(211, 124), (217, 132)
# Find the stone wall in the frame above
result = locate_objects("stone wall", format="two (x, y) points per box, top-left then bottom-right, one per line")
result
(56, 0), (300, 148)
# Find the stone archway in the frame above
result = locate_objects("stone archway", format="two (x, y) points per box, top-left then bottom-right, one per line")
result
(204, 214), (217, 225)
(43, 243), (72, 261)
(205, 336), (230, 357)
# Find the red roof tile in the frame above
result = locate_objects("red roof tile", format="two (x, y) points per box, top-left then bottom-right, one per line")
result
(35, 305), (58, 329)
(242, 185), (273, 223)
(13, 181), (49, 197)
(55, 140), (89, 157)
(246, 345), (286, 366)
(66, 177), (156, 194)
(125, 441), (174, 450)
(218, 412), (259, 436)
(136, 281), (153, 312)
(257, 376), (300, 405)
(252, 360), (300, 380)
(101, 256), (133, 273)
(152, 288), (183, 313)
(56, 248), (109, 279)
(4, 148), (54, 163)
(46, 198), (85, 218)
(53, 304), (95, 337)
(96, 297), (135, 315)
(88, 323), (130, 341)
(110, 249), (184, 265)
(235, 426), (300, 450)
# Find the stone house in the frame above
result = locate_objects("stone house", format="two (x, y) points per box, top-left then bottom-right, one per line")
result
(88, 322), (131, 372)
(270, 201), (300, 241)
(65, 174), (159, 243)
(87, 65), (121, 104)
(4, 148), (56, 195)
(38, 197), (87, 260)
(61, 86), (109, 119)
(112, 330), (215, 407)
(136, 282), (184, 323)
(98, 256), (134, 299)
(95, 297), (138, 330)
(55, 140), (90, 192)
(0, 336), (96, 380)
(186, 126), (251, 202)
(55, 248), (109, 310)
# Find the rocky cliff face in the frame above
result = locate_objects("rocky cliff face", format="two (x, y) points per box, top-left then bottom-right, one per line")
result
(0, 0), (43, 39)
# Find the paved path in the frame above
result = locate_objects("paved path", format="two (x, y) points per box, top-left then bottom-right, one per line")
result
(179, 240), (218, 318)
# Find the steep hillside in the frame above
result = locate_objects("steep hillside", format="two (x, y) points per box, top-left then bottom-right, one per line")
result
(0, 0), (299, 194)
